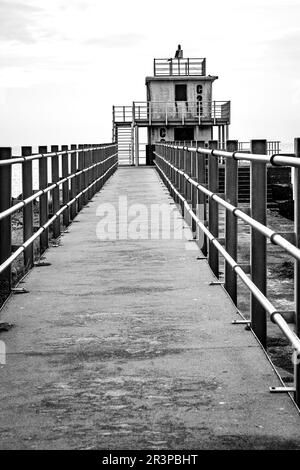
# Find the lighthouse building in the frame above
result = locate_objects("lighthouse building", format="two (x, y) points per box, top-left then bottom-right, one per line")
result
(113, 47), (231, 165)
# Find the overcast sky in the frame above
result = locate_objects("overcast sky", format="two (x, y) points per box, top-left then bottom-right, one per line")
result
(0, 0), (300, 148)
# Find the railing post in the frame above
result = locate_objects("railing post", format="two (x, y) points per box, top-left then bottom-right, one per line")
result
(225, 140), (238, 303)
(83, 145), (89, 205)
(22, 146), (34, 271)
(191, 148), (197, 235)
(294, 137), (300, 405)
(99, 146), (104, 190)
(179, 147), (185, 215)
(78, 144), (84, 210)
(186, 147), (192, 204)
(174, 146), (180, 204)
(196, 141), (207, 256)
(61, 145), (70, 227)
(38, 146), (49, 254)
(250, 139), (267, 347)
(169, 146), (174, 198)
(51, 145), (61, 239)
(0, 148), (12, 295)
(183, 147), (188, 201)
(172, 146), (176, 198)
(88, 145), (93, 199)
(101, 146), (105, 188)
(208, 140), (219, 277)
(94, 145), (98, 192)
(104, 146), (107, 184)
(92, 146), (97, 195)
(100, 145), (103, 185)
(70, 145), (77, 220)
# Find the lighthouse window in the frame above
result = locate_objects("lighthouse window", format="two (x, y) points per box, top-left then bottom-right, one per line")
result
(175, 84), (187, 101)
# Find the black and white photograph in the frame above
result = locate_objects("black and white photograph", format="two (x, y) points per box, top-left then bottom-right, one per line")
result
(0, 0), (300, 456)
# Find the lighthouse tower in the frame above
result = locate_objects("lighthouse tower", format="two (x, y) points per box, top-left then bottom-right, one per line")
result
(113, 46), (231, 165)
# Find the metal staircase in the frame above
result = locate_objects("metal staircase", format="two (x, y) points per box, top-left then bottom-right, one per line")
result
(116, 126), (133, 165)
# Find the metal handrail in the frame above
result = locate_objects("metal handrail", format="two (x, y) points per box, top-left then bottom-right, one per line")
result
(0, 153), (117, 221)
(0, 143), (116, 167)
(154, 140), (300, 406)
(154, 154), (300, 355)
(169, 143), (299, 168)
(0, 160), (118, 275)
(154, 151), (300, 261)
(0, 143), (118, 291)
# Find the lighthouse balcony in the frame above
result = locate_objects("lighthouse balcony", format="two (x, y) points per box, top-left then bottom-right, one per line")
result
(113, 101), (230, 126)
(154, 58), (206, 76)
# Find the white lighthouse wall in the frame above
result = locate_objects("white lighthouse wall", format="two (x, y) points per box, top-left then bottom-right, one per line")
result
(147, 79), (213, 120)
(148, 79), (212, 103)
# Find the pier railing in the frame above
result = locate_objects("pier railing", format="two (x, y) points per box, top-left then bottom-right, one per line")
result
(238, 140), (281, 155)
(0, 143), (117, 299)
(154, 138), (300, 407)
(171, 140), (281, 160)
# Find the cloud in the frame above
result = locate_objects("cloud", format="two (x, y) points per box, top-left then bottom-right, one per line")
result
(85, 33), (145, 48)
(252, 28), (300, 76)
(262, 29), (300, 60)
(0, 1), (44, 43)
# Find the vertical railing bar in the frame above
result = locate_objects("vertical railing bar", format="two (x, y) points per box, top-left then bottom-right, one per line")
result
(250, 139), (267, 348)
(51, 145), (60, 239)
(61, 145), (70, 227)
(294, 137), (300, 406)
(83, 145), (89, 205)
(38, 146), (49, 254)
(196, 142), (207, 256)
(70, 144), (77, 220)
(208, 140), (219, 277)
(22, 146), (34, 271)
(191, 146), (197, 235)
(225, 140), (238, 303)
(0, 147), (12, 296)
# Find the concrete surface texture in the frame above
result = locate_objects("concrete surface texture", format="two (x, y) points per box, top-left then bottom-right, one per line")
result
(0, 167), (299, 450)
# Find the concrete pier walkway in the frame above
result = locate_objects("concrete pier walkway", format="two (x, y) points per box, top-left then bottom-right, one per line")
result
(0, 167), (299, 449)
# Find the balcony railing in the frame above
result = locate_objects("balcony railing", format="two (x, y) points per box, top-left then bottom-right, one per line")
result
(153, 58), (206, 76)
(113, 101), (231, 125)
(239, 141), (281, 156)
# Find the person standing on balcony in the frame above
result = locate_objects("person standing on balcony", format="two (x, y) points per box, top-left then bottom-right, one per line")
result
(175, 45), (183, 59)
(168, 45), (183, 61)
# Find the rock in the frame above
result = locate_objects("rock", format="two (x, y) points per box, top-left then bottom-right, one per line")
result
(277, 200), (294, 220)
(0, 323), (14, 332)
(271, 183), (293, 201)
